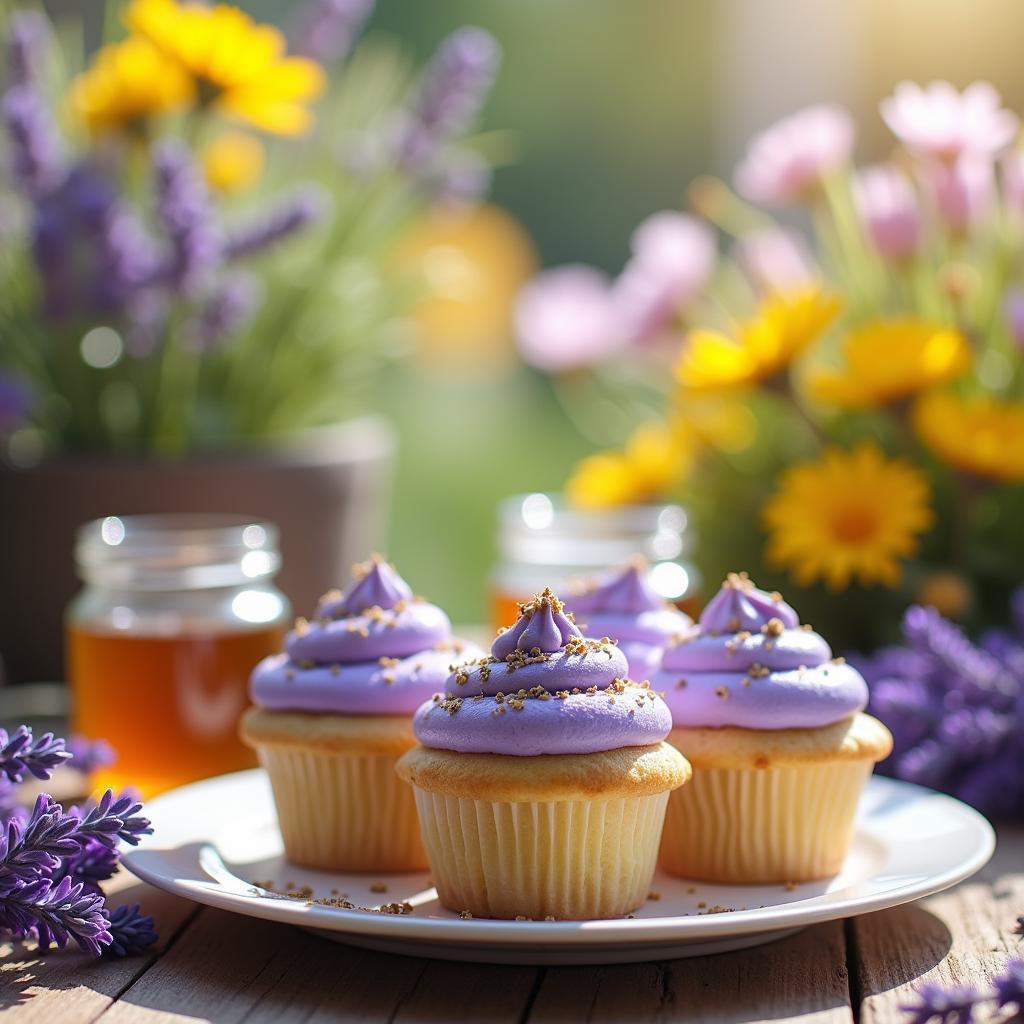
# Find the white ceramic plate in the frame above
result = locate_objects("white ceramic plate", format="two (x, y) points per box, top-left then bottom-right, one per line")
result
(122, 769), (995, 965)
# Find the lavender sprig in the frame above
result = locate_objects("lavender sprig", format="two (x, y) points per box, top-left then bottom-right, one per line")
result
(71, 789), (152, 849)
(64, 736), (115, 777)
(105, 904), (157, 958)
(0, 875), (111, 956)
(860, 590), (1024, 817)
(2, 84), (63, 198)
(0, 727), (70, 783)
(153, 141), (221, 295)
(223, 187), (325, 261)
(0, 795), (83, 882)
(901, 962), (1024, 1024)
(396, 27), (501, 172)
(291, 0), (374, 63)
(190, 273), (260, 352)
(8, 11), (50, 89)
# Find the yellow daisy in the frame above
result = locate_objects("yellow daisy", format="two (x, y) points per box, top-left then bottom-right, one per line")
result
(567, 422), (696, 509)
(676, 286), (840, 393)
(125, 0), (325, 135)
(809, 318), (971, 408)
(913, 391), (1024, 482)
(762, 443), (932, 590)
(69, 36), (193, 134)
(202, 131), (265, 193)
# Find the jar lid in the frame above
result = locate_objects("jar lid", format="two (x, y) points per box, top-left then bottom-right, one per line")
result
(75, 515), (281, 590)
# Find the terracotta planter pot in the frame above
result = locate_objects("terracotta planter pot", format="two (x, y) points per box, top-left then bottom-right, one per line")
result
(0, 418), (395, 684)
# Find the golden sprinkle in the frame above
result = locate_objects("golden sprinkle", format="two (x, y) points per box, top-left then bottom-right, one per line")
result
(459, 910), (473, 920)
(762, 617), (785, 637)
(715, 686), (729, 699)
(369, 882), (388, 893)
(749, 663), (770, 678)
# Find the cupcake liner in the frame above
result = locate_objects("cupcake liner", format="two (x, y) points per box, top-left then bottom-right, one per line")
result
(410, 788), (669, 919)
(659, 759), (873, 883)
(256, 744), (427, 872)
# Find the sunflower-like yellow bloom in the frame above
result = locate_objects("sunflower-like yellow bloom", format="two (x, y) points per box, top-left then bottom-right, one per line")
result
(125, 0), (325, 135)
(567, 422), (696, 509)
(809, 318), (971, 408)
(676, 287), (840, 392)
(202, 131), (264, 193)
(69, 36), (193, 134)
(762, 443), (932, 590)
(913, 391), (1024, 482)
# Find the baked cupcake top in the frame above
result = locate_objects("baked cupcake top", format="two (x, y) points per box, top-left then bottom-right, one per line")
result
(566, 559), (693, 678)
(412, 587), (673, 755)
(250, 557), (480, 715)
(651, 572), (868, 729)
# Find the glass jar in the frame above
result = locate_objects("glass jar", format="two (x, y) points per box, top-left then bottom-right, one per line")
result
(66, 515), (289, 797)
(489, 493), (701, 629)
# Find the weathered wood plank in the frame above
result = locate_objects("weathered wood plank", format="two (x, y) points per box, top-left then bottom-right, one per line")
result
(528, 921), (853, 1024)
(0, 875), (195, 1023)
(96, 908), (539, 1023)
(852, 825), (1024, 1024)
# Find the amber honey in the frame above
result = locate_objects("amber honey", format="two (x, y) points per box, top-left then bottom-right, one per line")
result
(68, 621), (284, 797)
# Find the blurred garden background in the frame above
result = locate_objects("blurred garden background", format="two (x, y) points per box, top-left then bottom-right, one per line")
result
(12, 0), (1024, 624)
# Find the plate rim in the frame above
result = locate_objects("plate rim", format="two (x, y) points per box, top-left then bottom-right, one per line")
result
(122, 769), (996, 947)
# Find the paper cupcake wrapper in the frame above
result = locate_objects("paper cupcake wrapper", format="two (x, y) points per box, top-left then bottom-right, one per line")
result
(256, 744), (428, 872)
(659, 760), (873, 883)
(410, 788), (669, 920)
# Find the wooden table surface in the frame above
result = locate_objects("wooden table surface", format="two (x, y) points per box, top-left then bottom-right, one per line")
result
(1, 824), (1020, 1023)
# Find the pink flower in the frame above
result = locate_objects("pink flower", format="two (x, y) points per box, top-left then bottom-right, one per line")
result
(733, 227), (817, 294)
(881, 81), (1019, 160)
(514, 265), (620, 373)
(853, 164), (922, 262)
(612, 211), (715, 344)
(734, 104), (855, 205)
(926, 155), (995, 234)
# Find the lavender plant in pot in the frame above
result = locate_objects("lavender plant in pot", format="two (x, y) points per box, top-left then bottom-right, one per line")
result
(0, 2), (502, 682)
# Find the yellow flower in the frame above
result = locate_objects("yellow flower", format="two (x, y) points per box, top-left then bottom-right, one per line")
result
(567, 422), (696, 509)
(762, 443), (932, 590)
(913, 391), (1024, 482)
(676, 287), (840, 392)
(125, 0), (325, 135)
(809, 318), (971, 408)
(202, 132), (264, 193)
(392, 204), (537, 374)
(69, 36), (193, 134)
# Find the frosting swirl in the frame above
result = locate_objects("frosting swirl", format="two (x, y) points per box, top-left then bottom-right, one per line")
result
(412, 588), (673, 756)
(250, 557), (481, 715)
(650, 572), (868, 729)
(565, 560), (693, 679)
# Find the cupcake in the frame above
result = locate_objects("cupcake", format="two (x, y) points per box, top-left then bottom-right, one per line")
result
(565, 559), (694, 680)
(239, 556), (481, 872)
(653, 572), (892, 883)
(396, 588), (691, 920)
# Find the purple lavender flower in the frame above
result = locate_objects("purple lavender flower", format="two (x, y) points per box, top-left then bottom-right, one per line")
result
(105, 904), (157, 957)
(2, 84), (63, 197)
(397, 27), (501, 171)
(65, 736), (116, 777)
(901, 982), (983, 1024)
(0, 375), (34, 435)
(859, 594), (1024, 818)
(190, 273), (260, 351)
(996, 961), (1024, 1023)
(31, 163), (158, 319)
(0, 727), (69, 783)
(223, 187), (325, 260)
(0, 795), (83, 882)
(153, 141), (221, 295)
(0, 875), (111, 956)
(291, 0), (374, 63)
(8, 11), (50, 89)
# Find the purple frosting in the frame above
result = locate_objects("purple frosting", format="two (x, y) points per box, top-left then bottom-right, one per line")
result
(565, 561), (693, 679)
(649, 573), (868, 729)
(412, 588), (673, 755)
(249, 557), (482, 715)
